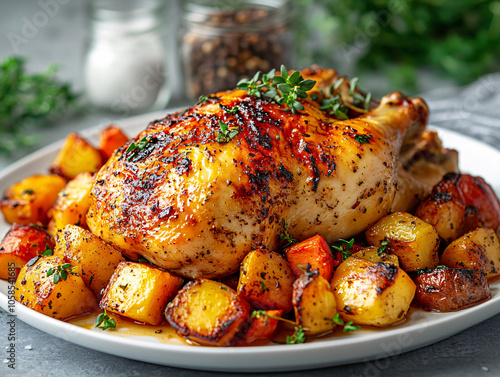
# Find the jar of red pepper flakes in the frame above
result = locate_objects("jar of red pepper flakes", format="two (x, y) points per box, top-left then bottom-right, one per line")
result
(179, 0), (295, 100)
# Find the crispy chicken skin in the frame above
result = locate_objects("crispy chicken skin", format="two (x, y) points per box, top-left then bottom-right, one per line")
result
(87, 66), (457, 278)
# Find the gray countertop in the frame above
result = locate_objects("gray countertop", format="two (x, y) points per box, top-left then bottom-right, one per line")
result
(1, 1), (500, 376)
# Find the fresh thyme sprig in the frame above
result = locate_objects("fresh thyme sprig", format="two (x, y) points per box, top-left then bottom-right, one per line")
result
(215, 120), (239, 143)
(354, 134), (372, 144)
(377, 240), (391, 256)
(320, 95), (348, 120)
(236, 65), (316, 114)
(220, 104), (239, 114)
(126, 136), (150, 160)
(0, 57), (82, 156)
(320, 76), (373, 120)
(348, 77), (372, 111)
(237, 70), (263, 98)
(280, 218), (297, 248)
(95, 309), (117, 330)
(41, 244), (53, 256)
(251, 311), (307, 344)
(46, 263), (74, 284)
(252, 310), (297, 326)
(331, 238), (355, 260)
(286, 326), (306, 344)
(332, 313), (361, 333)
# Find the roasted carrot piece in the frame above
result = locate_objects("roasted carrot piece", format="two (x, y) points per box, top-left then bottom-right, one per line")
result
(237, 309), (283, 345)
(285, 234), (334, 280)
(99, 124), (129, 160)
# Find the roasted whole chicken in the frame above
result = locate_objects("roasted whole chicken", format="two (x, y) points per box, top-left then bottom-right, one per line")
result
(87, 66), (458, 278)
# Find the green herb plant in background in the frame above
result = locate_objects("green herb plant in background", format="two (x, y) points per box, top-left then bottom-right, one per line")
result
(0, 57), (82, 156)
(295, 0), (500, 94)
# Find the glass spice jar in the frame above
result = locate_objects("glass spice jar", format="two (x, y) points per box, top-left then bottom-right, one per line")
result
(180, 0), (295, 100)
(83, 0), (171, 115)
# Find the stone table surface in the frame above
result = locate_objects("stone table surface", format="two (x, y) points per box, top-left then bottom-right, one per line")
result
(1, 1), (500, 376)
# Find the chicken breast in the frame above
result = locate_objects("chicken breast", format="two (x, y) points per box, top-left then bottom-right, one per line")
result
(87, 66), (457, 278)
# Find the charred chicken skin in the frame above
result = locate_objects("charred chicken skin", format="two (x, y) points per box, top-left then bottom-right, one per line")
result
(87, 66), (457, 278)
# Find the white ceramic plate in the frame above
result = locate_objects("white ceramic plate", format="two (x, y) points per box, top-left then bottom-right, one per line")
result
(0, 111), (499, 372)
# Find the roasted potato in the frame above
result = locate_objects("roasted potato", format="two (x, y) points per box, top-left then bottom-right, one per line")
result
(101, 261), (183, 325)
(1, 174), (67, 225)
(293, 270), (337, 336)
(54, 225), (126, 298)
(99, 124), (129, 160)
(354, 246), (400, 266)
(331, 256), (416, 327)
(0, 224), (53, 280)
(48, 172), (94, 236)
(440, 227), (500, 279)
(49, 132), (103, 179)
(165, 279), (251, 346)
(365, 212), (439, 271)
(238, 248), (295, 312)
(416, 173), (500, 243)
(285, 234), (335, 280)
(237, 309), (283, 345)
(14, 255), (97, 319)
(413, 267), (490, 311)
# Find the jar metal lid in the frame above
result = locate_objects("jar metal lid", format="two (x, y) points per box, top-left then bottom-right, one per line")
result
(88, 0), (166, 36)
(181, 0), (295, 34)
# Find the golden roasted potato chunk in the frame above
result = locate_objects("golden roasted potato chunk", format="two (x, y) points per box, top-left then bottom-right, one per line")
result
(238, 248), (295, 312)
(101, 261), (183, 325)
(440, 227), (500, 279)
(331, 256), (416, 327)
(49, 132), (103, 179)
(165, 279), (251, 346)
(0, 224), (53, 280)
(14, 255), (97, 319)
(99, 124), (129, 160)
(48, 172), (94, 235)
(365, 212), (439, 272)
(413, 267), (490, 311)
(1, 174), (67, 225)
(354, 246), (400, 266)
(54, 224), (126, 298)
(293, 270), (337, 337)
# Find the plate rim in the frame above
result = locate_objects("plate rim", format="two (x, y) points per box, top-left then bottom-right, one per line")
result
(0, 110), (499, 372)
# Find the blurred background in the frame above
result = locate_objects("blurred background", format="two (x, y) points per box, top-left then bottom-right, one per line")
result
(0, 0), (499, 163)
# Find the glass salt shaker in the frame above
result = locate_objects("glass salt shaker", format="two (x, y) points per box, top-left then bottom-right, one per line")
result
(83, 0), (171, 115)
(180, 0), (295, 100)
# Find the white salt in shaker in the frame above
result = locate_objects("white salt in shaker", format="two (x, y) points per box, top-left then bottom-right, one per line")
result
(83, 0), (171, 115)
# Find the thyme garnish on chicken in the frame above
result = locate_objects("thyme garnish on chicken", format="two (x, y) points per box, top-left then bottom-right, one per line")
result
(237, 65), (316, 114)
